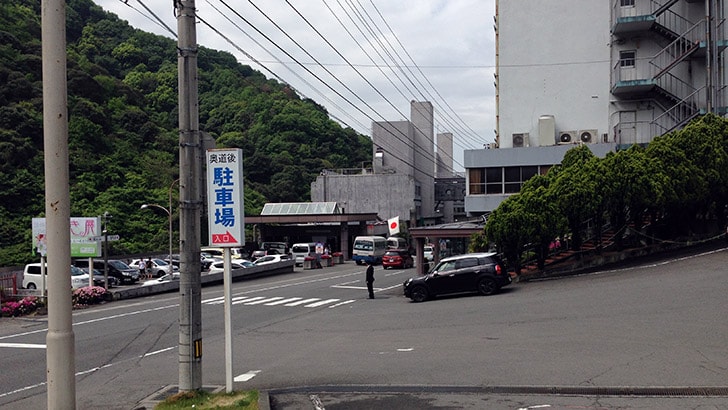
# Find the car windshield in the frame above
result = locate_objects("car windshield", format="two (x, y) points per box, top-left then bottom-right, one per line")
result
(384, 251), (401, 256)
(153, 259), (168, 266)
(70, 265), (86, 276)
(431, 260), (457, 274)
(109, 260), (131, 270)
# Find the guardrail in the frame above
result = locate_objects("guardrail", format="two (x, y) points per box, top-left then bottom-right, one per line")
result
(108, 259), (295, 301)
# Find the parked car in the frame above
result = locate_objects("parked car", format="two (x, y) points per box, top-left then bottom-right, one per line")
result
(131, 258), (179, 278)
(382, 249), (414, 269)
(200, 252), (220, 270)
(81, 267), (120, 288)
(201, 247), (247, 260)
(208, 260), (253, 274)
(72, 259), (139, 285)
(141, 272), (180, 286)
(291, 242), (317, 266)
(251, 248), (286, 261)
(403, 252), (511, 302)
(23, 263), (90, 290)
(253, 254), (289, 266)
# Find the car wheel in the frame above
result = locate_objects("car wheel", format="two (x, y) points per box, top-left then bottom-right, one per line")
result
(477, 278), (499, 296)
(410, 286), (428, 303)
(27, 283), (36, 290)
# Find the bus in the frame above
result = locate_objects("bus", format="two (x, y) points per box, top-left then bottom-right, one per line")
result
(386, 236), (407, 250)
(352, 236), (387, 265)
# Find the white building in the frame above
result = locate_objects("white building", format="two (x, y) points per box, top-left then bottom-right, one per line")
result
(466, 0), (727, 216)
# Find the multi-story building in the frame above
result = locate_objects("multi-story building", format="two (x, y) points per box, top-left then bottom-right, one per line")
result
(465, 0), (727, 216)
(311, 101), (438, 226)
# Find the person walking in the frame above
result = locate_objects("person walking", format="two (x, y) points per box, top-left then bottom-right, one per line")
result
(145, 257), (153, 279)
(137, 258), (146, 279)
(365, 260), (375, 299)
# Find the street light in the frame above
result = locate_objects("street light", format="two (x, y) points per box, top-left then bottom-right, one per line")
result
(140, 179), (179, 275)
(140, 203), (173, 275)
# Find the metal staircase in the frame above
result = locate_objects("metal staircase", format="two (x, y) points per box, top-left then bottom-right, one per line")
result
(611, 0), (713, 135)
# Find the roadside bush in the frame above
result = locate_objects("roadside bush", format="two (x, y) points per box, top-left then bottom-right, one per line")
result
(1, 296), (43, 317)
(72, 286), (110, 307)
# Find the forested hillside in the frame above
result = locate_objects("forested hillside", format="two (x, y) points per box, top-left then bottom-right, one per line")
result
(0, 0), (372, 266)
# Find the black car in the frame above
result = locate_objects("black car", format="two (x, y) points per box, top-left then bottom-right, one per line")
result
(403, 252), (511, 302)
(81, 267), (120, 288)
(74, 259), (140, 285)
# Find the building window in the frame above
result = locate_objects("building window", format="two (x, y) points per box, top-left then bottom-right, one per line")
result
(504, 167), (521, 194)
(485, 168), (503, 194)
(468, 169), (485, 194)
(619, 50), (635, 67)
(522, 166), (538, 180)
(620, 0), (635, 6)
(468, 166), (547, 195)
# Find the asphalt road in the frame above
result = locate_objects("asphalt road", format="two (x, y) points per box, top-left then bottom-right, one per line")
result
(0, 244), (726, 409)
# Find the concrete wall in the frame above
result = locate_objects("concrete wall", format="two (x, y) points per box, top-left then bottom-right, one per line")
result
(498, 0), (611, 148)
(436, 132), (454, 176)
(372, 120), (414, 177)
(311, 173), (415, 223)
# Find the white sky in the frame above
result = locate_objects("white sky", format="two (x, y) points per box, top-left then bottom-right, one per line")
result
(95, 0), (496, 171)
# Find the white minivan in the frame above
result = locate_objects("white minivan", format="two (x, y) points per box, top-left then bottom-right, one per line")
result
(291, 242), (317, 266)
(23, 263), (90, 290)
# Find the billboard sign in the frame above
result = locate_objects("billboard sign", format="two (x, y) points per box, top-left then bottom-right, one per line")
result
(32, 217), (102, 257)
(206, 148), (244, 247)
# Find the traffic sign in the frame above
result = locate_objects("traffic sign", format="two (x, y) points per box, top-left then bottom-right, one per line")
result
(90, 235), (120, 242)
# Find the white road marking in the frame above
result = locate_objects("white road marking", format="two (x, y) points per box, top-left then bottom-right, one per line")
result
(331, 284), (367, 290)
(244, 297), (284, 305)
(234, 370), (261, 382)
(397, 348), (414, 352)
(232, 296), (266, 305)
(284, 298), (321, 306)
(0, 343), (46, 349)
(305, 298), (340, 307)
(264, 297), (302, 305)
(328, 300), (355, 308)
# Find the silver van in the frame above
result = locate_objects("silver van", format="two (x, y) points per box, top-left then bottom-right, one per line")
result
(291, 242), (317, 266)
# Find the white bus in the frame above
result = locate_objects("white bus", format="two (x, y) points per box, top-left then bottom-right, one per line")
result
(352, 236), (387, 265)
(386, 236), (407, 249)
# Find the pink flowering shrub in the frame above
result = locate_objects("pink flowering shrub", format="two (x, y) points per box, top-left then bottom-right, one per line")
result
(1, 296), (42, 317)
(72, 286), (109, 307)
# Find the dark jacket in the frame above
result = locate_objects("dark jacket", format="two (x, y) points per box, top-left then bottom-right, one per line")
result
(365, 264), (374, 282)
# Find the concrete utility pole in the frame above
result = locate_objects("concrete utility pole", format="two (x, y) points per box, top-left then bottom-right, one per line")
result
(42, 0), (76, 408)
(176, 0), (203, 391)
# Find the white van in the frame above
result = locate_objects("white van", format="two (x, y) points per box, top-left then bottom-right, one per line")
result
(291, 242), (317, 266)
(201, 247), (245, 259)
(23, 263), (90, 290)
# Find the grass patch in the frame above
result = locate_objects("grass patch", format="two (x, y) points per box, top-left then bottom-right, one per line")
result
(155, 389), (258, 409)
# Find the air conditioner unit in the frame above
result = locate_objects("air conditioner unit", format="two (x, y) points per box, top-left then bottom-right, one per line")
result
(578, 129), (598, 144)
(512, 132), (529, 147)
(557, 131), (576, 144)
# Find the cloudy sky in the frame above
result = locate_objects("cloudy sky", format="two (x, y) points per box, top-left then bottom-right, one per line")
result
(95, 0), (496, 171)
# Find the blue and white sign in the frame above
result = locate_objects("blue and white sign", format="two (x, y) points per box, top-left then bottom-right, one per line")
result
(206, 148), (244, 247)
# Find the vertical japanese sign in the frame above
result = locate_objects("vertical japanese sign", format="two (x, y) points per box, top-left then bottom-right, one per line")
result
(32, 217), (101, 257)
(206, 148), (244, 247)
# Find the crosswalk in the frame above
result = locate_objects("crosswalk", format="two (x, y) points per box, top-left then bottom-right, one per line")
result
(202, 295), (356, 309)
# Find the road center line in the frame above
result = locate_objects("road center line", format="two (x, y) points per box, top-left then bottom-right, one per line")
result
(0, 343), (46, 349)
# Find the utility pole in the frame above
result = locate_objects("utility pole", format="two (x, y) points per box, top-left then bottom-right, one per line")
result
(42, 0), (76, 408)
(176, 0), (203, 391)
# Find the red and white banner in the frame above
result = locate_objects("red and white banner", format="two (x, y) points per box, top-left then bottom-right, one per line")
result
(388, 216), (400, 236)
